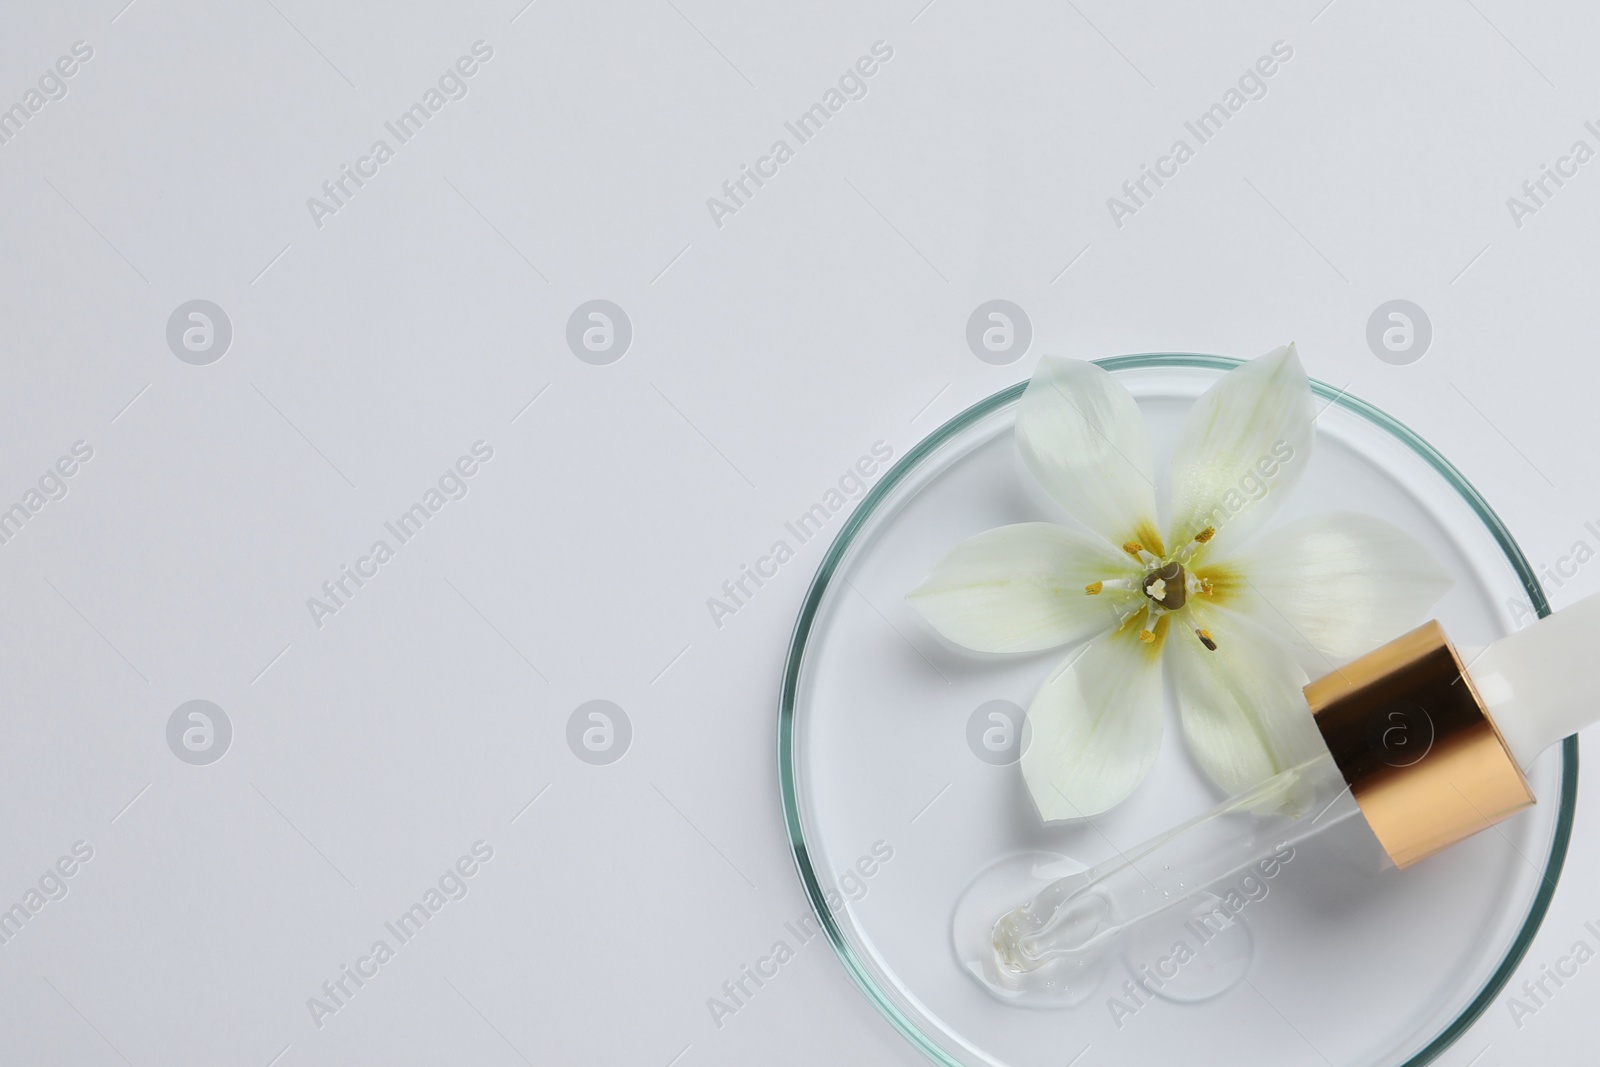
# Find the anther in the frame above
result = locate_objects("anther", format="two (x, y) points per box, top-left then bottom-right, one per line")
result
(1176, 526), (1218, 565)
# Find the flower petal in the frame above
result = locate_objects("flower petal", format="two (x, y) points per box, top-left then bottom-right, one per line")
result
(907, 523), (1143, 653)
(1203, 512), (1454, 663)
(1016, 357), (1162, 553)
(1167, 344), (1314, 557)
(1021, 618), (1166, 820)
(1168, 603), (1326, 801)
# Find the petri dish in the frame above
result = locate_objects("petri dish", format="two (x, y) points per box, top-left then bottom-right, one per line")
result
(779, 354), (1576, 1067)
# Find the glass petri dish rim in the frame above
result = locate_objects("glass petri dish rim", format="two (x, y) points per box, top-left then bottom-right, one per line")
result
(776, 351), (1579, 1067)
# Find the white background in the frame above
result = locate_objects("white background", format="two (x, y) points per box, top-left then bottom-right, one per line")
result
(2, 1), (1598, 1064)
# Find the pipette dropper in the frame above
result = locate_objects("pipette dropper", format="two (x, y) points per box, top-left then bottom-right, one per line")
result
(982, 593), (1600, 987)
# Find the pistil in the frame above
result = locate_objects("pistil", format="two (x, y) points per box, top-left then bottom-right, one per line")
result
(1142, 561), (1187, 610)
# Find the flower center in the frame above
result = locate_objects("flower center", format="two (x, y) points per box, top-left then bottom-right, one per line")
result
(1142, 561), (1186, 610)
(1084, 527), (1221, 651)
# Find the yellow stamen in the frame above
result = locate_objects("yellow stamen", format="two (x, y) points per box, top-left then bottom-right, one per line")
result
(1194, 526), (1215, 544)
(1122, 541), (1145, 557)
(1085, 581), (1103, 595)
(1196, 628), (1217, 651)
(1138, 628), (1156, 644)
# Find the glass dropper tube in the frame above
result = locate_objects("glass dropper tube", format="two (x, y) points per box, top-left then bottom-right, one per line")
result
(988, 750), (1360, 978)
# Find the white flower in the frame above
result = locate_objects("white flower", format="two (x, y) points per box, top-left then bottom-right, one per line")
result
(907, 345), (1453, 821)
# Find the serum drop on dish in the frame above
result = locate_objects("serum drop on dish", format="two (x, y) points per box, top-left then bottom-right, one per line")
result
(956, 593), (1600, 1004)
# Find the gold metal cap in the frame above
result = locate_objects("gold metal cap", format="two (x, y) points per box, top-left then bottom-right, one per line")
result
(1305, 620), (1535, 869)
